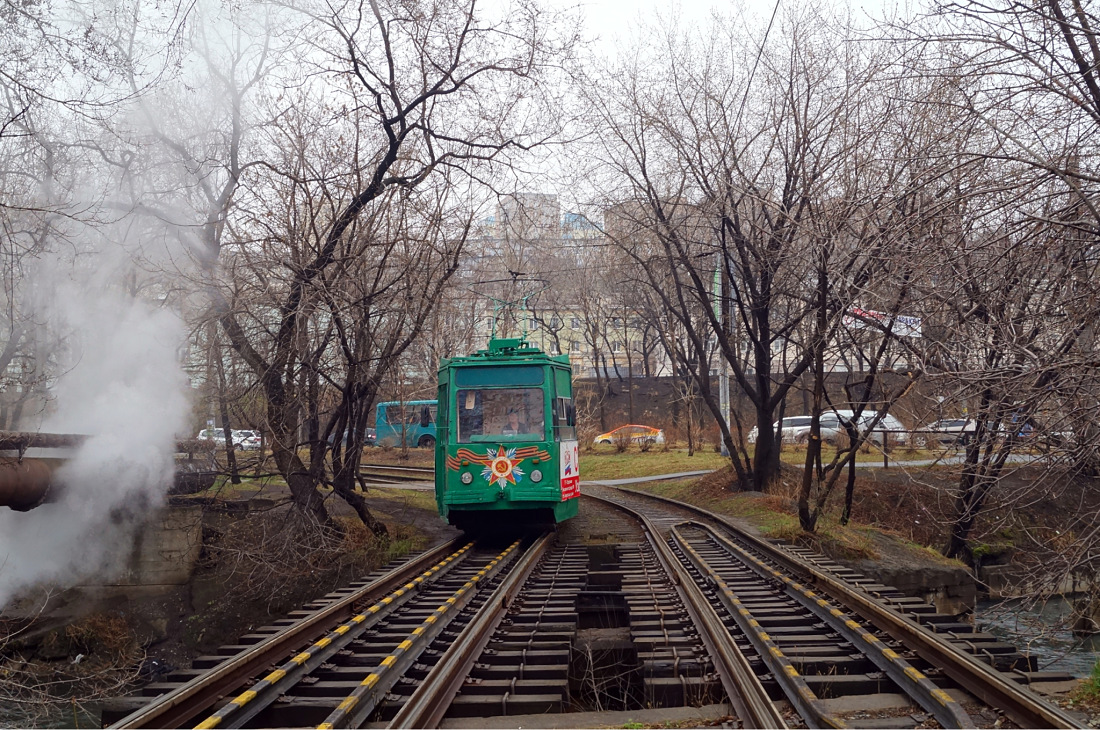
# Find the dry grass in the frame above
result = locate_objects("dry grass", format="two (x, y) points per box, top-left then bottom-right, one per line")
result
(2, 612), (145, 727)
(628, 467), (967, 567)
(364, 446), (434, 467)
(60, 614), (141, 660)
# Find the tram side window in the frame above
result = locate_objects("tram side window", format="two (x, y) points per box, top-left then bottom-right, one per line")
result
(553, 397), (576, 441)
(456, 388), (545, 443)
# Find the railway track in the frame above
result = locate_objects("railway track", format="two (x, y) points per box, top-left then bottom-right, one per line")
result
(104, 536), (551, 728)
(390, 496), (757, 726)
(589, 485), (1085, 729)
(359, 464), (434, 483)
(102, 483), (1086, 729)
(103, 503), (766, 728)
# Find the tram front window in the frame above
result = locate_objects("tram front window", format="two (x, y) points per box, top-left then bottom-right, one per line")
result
(456, 388), (545, 442)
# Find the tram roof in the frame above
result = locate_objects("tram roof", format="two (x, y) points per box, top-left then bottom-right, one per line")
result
(440, 338), (571, 369)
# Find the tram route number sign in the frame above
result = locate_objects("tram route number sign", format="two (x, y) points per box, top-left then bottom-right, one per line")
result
(560, 440), (579, 500)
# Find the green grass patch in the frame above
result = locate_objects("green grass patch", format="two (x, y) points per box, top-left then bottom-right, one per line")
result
(369, 485), (438, 513)
(581, 448), (728, 480)
(1075, 660), (1100, 702)
(781, 444), (945, 465)
(173, 474), (290, 502)
(580, 443), (951, 483)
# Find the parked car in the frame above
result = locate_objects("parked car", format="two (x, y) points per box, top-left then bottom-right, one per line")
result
(327, 428), (377, 448)
(820, 411), (908, 446)
(748, 411), (907, 445)
(196, 428), (218, 442)
(747, 416), (814, 444)
(196, 428), (262, 450)
(593, 424), (665, 446)
(234, 430), (262, 450)
(920, 418), (976, 446)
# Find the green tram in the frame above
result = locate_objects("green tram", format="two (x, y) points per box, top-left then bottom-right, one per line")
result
(435, 337), (578, 531)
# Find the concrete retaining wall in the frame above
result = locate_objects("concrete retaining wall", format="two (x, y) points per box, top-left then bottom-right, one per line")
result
(854, 560), (977, 616)
(4, 505), (203, 634)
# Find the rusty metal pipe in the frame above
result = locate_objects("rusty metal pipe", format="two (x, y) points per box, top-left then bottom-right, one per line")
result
(0, 431), (88, 450)
(0, 431), (219, 511)
(0, 457), (56, 511)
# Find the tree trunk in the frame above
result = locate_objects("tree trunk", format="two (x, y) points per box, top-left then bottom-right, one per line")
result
(592, 345), (607, 432)
(943, 442), (985, 562)
(752, 410), (778, 492)
(798, 264), (828, 531)
(215, 353), (241, 485)
(271, 436), (329, 524)
(840, 426), (858, 526)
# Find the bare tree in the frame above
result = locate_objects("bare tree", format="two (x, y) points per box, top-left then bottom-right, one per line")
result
(899, 0), (1100, 569)
(586, 9), (916, 491)
(199, 0), (575, 532)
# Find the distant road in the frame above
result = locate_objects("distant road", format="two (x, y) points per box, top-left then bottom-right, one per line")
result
(365, 454), (1048, 494)
(581, 452), (1048, 489)
(852, 451), (1042, 469)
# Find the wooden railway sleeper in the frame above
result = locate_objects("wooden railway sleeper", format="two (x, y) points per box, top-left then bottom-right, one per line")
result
(672, 529), (843, 729)
(681, 523), (975, 729)
(316, 541), (524, 729)
(190, 542), (478, 730)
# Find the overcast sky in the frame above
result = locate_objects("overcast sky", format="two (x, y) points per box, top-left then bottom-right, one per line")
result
(566, 0), (906, 53)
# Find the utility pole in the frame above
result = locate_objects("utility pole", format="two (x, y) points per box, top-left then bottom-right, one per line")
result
(716, 262), (730, 457)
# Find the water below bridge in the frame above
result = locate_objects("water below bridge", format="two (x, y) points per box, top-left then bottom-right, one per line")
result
(977, 597), (1100, 677)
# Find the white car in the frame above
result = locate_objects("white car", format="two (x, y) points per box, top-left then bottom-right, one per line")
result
(920, 418), (976, 446)
(747, 411), (907, 445)
(747, 416), (814, 444)
(234, 430), (263, 450)
(821, 411), (907, 446)
(196, 428), (262, 450)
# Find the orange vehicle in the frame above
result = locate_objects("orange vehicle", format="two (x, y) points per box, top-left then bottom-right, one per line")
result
(592, 424), (665, 446)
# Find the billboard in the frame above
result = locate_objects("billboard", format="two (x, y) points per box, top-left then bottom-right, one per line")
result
(843, 307), (922, 338)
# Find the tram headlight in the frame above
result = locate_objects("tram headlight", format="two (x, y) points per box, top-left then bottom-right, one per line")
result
(531, 469), (543, 483)
(460, 472), (473, 485)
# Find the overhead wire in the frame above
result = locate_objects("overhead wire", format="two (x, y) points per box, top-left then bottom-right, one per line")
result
(736, 0), (785, 126)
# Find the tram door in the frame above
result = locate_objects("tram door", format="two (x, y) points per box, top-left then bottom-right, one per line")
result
(552, 367), (579, 500)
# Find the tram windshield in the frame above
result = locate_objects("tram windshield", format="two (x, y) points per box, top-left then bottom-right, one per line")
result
(455, 387), (545, 443)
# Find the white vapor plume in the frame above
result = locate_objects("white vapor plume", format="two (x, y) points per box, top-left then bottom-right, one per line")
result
(0, 255), (191, 609)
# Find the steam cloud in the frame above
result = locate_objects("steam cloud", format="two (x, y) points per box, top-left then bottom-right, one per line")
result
(0, 247), (190, 610)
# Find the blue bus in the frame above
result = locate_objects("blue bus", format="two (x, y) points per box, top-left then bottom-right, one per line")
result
(375, 400), (438, 448)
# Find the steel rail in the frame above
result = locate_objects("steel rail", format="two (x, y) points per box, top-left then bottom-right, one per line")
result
(587, 493), (789, 729)
(109, 538), (465, 729)
(670, 525), (844, 729)
(359, 464), (434, 481)
(318, 540), (525, 729)
(193, 543), (476, 729)
(386, 531), (555, 728)
(679, 521), (973, 728)
(613, 486), (1086, 730)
